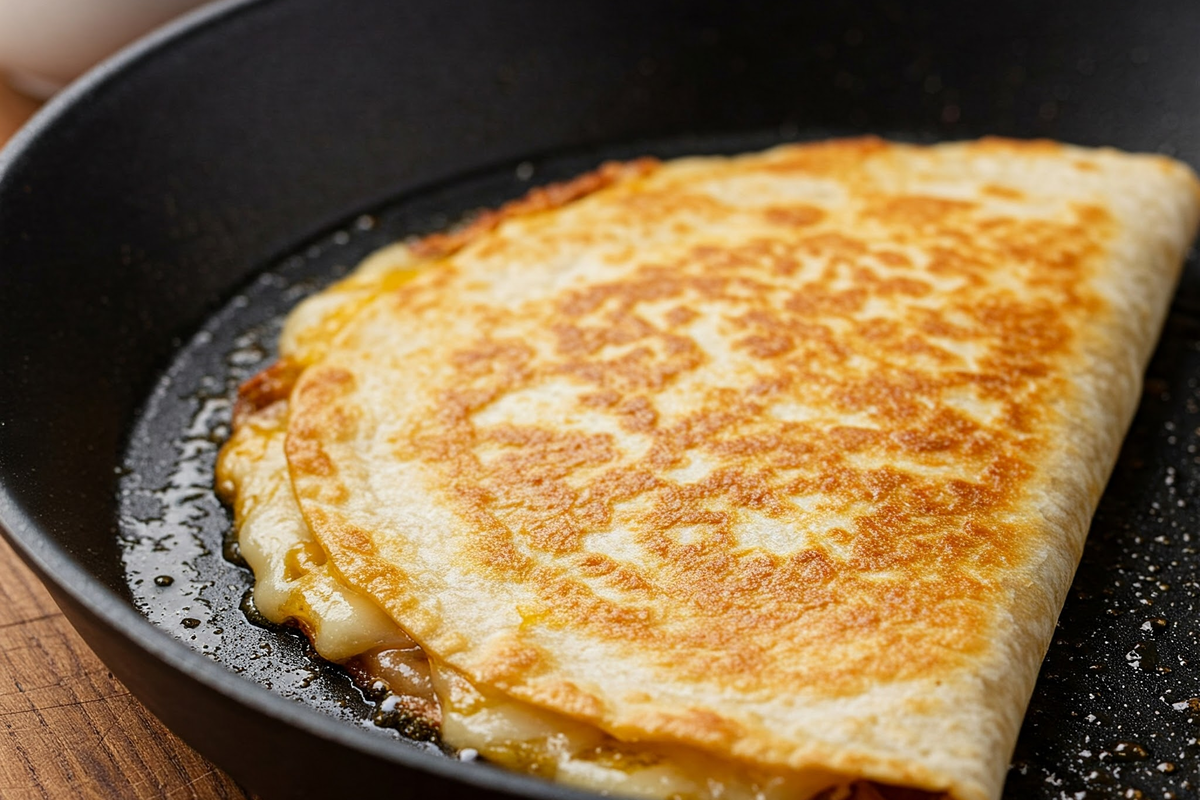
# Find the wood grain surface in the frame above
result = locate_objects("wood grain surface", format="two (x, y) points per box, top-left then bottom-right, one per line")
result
(0, 79), (251, 800)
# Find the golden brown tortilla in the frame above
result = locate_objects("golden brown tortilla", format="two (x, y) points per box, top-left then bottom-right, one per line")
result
(220, 138), (1200, 800)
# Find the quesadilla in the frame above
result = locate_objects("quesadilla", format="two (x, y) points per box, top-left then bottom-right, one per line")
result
(217, 137), (1200, 800)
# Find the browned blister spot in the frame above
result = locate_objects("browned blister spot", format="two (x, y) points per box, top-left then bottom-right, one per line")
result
(308, 507), (375, 555)
(861, 195), (978, 228)
(232, 358), (303, 428)
(286, 435), (336, 478)
(617, 189), (732, 225)
(763, 204), (827, 228)
(982, 184), (1026, 200)
(376, 138), (1119, 701)
(760, 135), (889, 175)
(475, 637), (548, 685)
(663, 305), (700, 327)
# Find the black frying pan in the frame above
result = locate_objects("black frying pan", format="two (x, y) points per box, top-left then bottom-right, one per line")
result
(2, 1), (1199, 797)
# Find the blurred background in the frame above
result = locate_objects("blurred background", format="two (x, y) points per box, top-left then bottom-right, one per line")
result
(0, 0), (216, 139)
(0, 0), (212, 98)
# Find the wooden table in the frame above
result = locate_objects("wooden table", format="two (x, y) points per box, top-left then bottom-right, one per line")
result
(0, 80), (250, 800)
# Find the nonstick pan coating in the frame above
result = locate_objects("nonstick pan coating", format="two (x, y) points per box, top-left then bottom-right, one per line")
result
(2, 1), (1199, 798)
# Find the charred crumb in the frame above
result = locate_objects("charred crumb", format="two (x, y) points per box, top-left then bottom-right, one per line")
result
(344, 654), (444, 747)
(371, 698), (441, 744)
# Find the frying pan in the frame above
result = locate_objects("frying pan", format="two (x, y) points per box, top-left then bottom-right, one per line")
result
(2, 1), (1198, 797)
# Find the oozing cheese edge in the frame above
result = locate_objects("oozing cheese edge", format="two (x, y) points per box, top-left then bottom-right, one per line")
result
(216, 407), (866, 800)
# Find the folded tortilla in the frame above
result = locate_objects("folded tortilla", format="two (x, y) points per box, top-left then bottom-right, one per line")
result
(218, 138), (1200, 800)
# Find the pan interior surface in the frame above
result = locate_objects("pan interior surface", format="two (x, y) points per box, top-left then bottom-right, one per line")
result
(117, 129), (1200, 800)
